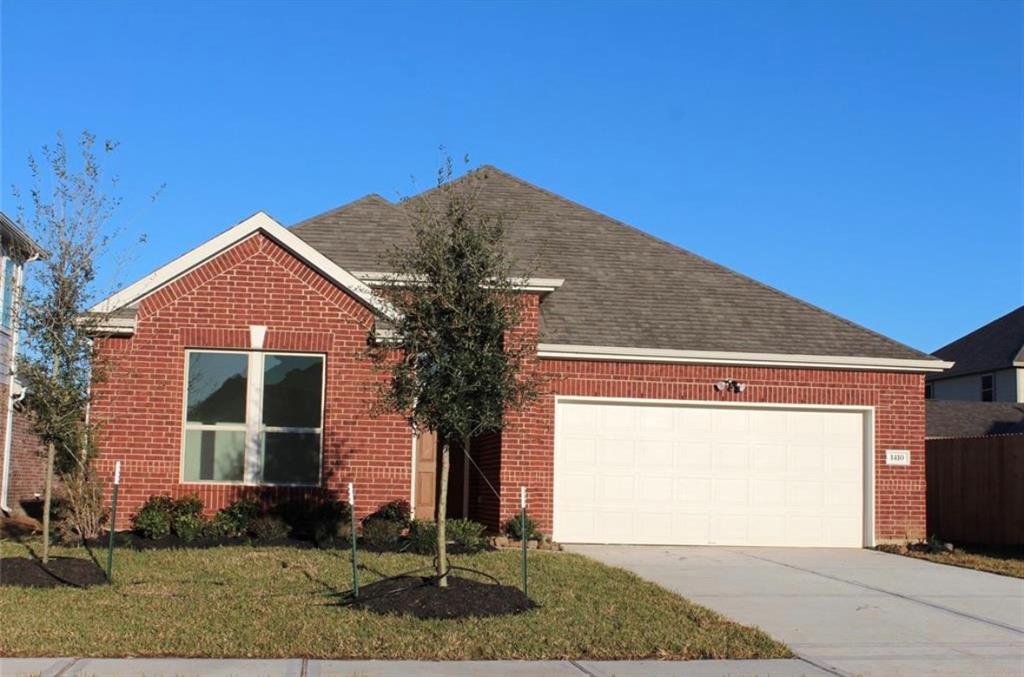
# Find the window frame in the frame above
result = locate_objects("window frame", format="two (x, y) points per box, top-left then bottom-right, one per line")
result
(980, 373), (995, 402)
(924, 382), (933, 400)
(179, 348), (326, 487)
(0, 254), (19, 333)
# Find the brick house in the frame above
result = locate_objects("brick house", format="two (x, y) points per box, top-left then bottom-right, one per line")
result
(89, 167), (950, 546)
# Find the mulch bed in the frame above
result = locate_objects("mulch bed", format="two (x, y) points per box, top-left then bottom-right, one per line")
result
(0, 556), (107, 588)
(349, 574), (536, 619)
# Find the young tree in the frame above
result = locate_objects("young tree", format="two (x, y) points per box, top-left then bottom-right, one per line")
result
(14, 131), (135, 561)
(370, 158), (541, 587)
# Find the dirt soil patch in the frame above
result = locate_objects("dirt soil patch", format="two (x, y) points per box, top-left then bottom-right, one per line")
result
(0, 556), (107, 588)
(350, 574), (536, 619)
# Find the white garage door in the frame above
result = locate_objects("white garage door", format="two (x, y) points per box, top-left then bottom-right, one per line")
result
(554, 400), (867, 547)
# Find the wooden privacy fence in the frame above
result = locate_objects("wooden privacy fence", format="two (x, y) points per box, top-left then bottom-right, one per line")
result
(926, 434), (1024, 547)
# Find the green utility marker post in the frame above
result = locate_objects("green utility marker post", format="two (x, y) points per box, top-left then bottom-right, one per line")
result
(106, 461), (122, 583)
(520, 485), (528, 597)
(348, 482), (359, 598)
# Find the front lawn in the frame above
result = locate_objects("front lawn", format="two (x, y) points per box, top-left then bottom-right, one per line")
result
(879, 543), (1024, 579)
(0, 540), (789, 660)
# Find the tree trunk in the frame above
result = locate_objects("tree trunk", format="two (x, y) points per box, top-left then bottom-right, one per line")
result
(41, 441), (55, 564)
(436, 440), (450, 587)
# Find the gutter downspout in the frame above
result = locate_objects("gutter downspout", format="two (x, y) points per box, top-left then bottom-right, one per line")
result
(1, 255), (34, 514)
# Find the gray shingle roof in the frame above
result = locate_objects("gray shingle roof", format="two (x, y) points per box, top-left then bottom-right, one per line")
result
(926, 400), (1024, 438)
(928, 306), (1024, 381)
(292, 166), (933, 361)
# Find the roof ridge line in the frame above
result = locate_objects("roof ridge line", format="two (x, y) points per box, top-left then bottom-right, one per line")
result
(477, 165), (933, 360)
(290, 193), (396, 231)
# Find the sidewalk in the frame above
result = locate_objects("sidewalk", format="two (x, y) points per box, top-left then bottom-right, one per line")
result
(1, 657), (832, 677)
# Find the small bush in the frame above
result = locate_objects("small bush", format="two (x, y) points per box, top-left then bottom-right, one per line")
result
(407, 519), (438, 554)
(447, 518), (487, 552)
(362, 518), (403, 549)
(172, 511), (208, 542)
(248, 515), (291, 540)
(172, 494), (204, 519)
(210, 496), (262, 538)
(270, 497), (351, 539)
(313, 519), (353, 547)
(131, 495), (176, 539)
(363, 499), (410, 526)
(504, 511), (542, 541)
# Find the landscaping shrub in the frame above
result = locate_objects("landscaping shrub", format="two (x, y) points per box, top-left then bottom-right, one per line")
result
(405, 518), (487, 554)
(172, 494), (204, 519)
(172, 511), (208, 543)
(131, 495), (176, 539)
(447, 518), (487, 552)
(209, 496), (262, 538)
(313, 519), (353, 547)
(504, 511), (541, 541)
(362, 518), (403, 549)
(363, 499), (410, 526)
(248, 515), (291, 540)
(270, 497), (350, 538)
(407, 519), (438, 554)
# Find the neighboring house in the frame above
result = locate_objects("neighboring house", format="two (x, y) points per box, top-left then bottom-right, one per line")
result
(926, 306), (1024, 402)
(0, 211), (47, 516)
(926, 400), (1024, 438)
(88, 166), (950, 548)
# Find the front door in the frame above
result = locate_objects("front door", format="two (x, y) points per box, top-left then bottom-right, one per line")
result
(414, 431), (438, 520)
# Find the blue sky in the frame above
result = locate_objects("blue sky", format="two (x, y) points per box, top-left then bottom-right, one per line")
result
(2, 0), (1020, 352)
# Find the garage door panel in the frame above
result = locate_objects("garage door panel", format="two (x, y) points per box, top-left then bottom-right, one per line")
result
(555, 401), (866, 547)
(714, 443), (749, 469)
(677, 441), (712, 471)
(675, 477), (711, 503)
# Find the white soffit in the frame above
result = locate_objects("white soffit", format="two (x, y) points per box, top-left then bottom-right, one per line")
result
(537, 343), (954, 373)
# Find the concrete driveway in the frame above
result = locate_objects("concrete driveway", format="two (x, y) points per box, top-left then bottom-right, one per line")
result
(568, 545), (1024, 677)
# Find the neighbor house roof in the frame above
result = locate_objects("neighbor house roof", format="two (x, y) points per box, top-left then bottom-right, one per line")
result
(927, 306), (1024, 381)
(926, 400), (1024, 438)
(0, 211), (46, 259)
(293, 166), (946, 371)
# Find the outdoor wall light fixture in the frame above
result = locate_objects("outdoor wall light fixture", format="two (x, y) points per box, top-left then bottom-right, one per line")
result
(714, 379), (746, 394)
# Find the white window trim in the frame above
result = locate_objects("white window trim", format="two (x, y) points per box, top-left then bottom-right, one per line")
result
(0, 255), (16, 335)
(180, 348), (326, 487)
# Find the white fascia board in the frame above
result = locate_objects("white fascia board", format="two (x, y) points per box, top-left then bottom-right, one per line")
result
(537, 343), (954, 373)
(90, 317), (138, 336)
(353, 272), (565, 293)
(89, 212), (393, 318)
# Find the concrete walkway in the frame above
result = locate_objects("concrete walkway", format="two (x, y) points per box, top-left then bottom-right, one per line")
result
(1, 657), (830, 677)
(568, 544), (1024, 677)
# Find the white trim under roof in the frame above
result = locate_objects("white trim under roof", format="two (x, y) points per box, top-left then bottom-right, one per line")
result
(352, 272), (565, 294)
(537, 343), (954, 373)
(90, 212), (393, 318)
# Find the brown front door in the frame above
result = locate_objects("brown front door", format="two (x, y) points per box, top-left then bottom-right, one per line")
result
(414, 431), (438, 520)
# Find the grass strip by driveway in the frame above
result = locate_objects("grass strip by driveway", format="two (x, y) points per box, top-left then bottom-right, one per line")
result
(0, 540), (789, 660)
(880, 544), (1024, 579)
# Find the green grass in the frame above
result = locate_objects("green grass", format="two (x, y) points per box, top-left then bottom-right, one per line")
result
(0, 540), (789, 660)
(881, 544), (1024, 579)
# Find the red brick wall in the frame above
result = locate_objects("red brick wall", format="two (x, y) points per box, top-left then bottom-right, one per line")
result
(6, 402), (48, 512)
(90, 233), (413, 520)
(498, 295), (927, 543)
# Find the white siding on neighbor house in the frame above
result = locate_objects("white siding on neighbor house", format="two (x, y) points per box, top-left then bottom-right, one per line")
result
(931, 368), (1021, 402)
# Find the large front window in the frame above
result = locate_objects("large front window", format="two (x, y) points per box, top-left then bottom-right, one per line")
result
(182, 350), (324, 485)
